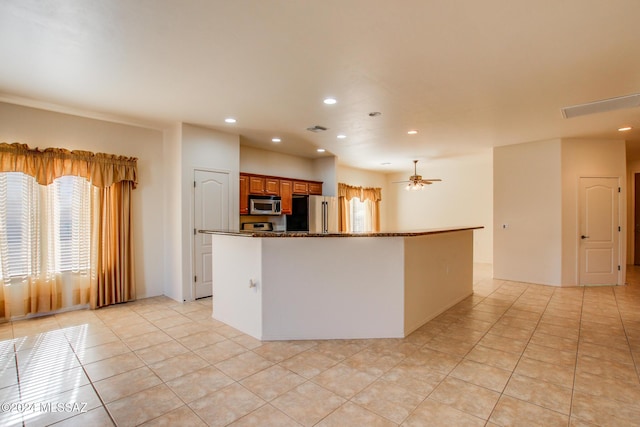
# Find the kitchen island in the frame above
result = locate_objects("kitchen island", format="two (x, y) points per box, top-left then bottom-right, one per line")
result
(201, 227), (482, 340)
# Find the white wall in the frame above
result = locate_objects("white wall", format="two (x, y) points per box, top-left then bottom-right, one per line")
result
(181, 124), (240, 301)
(163, 123), (183, 301)
(0, 102), (166, 299)
(240, 146), (337, 196)
(240, 146), (316, 180)
(494, 140), (562, 285)
(561, 139), (626, 285)
(626, 145), (640, 265)
(387, 151), (493, 263)
(337, 164), (390, 232)
(493, 138), (627, 286)
(313, 156), (338, 196)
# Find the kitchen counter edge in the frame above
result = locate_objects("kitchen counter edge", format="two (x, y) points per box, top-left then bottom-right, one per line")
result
(198, 226), (484, 238)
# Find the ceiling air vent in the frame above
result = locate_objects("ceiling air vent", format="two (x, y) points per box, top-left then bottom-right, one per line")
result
(306, 125), (328, 133)
(561, 93), (640, 118)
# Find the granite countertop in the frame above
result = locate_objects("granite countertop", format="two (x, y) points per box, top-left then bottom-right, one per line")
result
(199, 226), (483, 238)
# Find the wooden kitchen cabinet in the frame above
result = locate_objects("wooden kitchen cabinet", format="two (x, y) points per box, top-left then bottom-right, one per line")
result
(249, 176), (265, 194)
(240, 173), (323, 214)
(280, 180), (292, 214)
(239, 174), (249, 214)
(292, 181), (308, 194)
(308, 182), (322, 195)
(265, 178), (280, 195)
(249, 176), (280, 196)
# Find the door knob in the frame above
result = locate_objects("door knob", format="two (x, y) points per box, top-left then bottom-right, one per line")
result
(581, 235), (589, 239)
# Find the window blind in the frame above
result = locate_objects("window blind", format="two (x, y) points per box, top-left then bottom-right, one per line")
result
(349, 197), (367, 232)
(54, 176), (91, 273)
(0, 172), (91, 280)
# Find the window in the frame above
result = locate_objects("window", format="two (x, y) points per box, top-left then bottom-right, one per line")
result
(349, 197), (375, 233)
(0, 172), (39, 278)
(54, 175), (92, 273)
(0, 172), (92, 281)
(349, 197), (367, 232)
(338, 183), (382, 233)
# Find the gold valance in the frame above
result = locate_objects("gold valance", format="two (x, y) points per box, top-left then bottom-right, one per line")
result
(338, 182), (382, 202)
(0, 143), (138, 188)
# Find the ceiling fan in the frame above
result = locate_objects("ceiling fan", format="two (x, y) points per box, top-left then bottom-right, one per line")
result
(393, 160), (442, 191)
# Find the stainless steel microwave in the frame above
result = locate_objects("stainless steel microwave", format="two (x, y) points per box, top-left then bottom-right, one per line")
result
(249, 195), (282, 215)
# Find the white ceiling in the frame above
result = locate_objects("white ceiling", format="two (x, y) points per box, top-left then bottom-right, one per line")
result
(1, 0), (639, 172)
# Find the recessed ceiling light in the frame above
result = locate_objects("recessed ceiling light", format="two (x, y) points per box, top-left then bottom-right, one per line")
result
(381, 162), (391, 166)
(407, 130), (418, 135)
(618, 126), (632, 132)
(224, 118), (237, 123)
(317, 148), (326, 153)
(323, 98), (337, 105)
(272, 137), (281, 143)
(337, 134), (347, 139)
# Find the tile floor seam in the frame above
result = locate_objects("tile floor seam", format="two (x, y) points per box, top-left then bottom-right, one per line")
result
(397, 283), (523, 425)
(66, 329), (119, 427)
(482, 282), (558, 424)
(613, 284), (640, 384)
(564, 284), (584, 426)
(4, 271), (640, 426)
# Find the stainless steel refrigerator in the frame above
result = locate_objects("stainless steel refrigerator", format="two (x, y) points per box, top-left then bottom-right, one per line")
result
(309, 195), (338, 233)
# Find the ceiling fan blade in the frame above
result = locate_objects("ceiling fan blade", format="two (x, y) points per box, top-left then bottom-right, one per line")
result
(392, 180), (411, 184)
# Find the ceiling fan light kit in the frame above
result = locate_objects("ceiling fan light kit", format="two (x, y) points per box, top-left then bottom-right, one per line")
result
(406, 182), (425, 191)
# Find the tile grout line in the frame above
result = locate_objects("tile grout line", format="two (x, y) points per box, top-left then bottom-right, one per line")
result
(65, 306), (198, 426)
(481, 282), (557, 425)
(114, 308), (211, 426)
(567, 284), (585, 426)
(64, 322), (119, 427)
(612, 285), (640, 383)
(399, 280), (530, 425)
(6, 277), (640, 426)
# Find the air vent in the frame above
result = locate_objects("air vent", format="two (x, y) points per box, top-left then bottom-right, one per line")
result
(306, 125), (328, 133)
(561, 93), (640, 119)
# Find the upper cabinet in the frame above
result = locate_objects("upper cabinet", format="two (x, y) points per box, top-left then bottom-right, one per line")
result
(292, 181), (308, 194)
(280, 180), (293, 214)
(308, 182), (322, 195)
(249, 175), (281, 195)
(265, 178), (280, 195)
(248, 176), (265, 194)
(239, 174), (249, 215)
(240, 172), (322, 214)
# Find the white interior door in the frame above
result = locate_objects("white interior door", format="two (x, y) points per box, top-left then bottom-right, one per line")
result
(579, 177), (619, 285)
(194, 170), (229, 299)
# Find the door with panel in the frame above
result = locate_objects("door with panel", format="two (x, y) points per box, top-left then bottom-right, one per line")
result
(194, 169), (229, 299)
(578, 177), (620, 285)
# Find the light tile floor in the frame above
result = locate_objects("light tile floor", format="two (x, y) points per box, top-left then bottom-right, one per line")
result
(0, 265), (639, 426)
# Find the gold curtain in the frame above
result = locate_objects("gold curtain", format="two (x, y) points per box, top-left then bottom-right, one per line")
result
(337, 183), (382, 232)
(0, 143), (138, 188)
(0, 142), (137, 317)
(92, 181), (136, 309)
